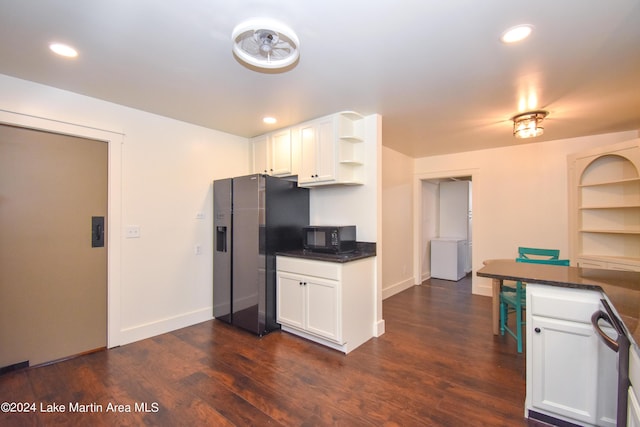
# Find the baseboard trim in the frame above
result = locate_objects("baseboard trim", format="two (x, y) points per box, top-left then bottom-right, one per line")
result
(375, 319), (386, 337)
(118, 307), (213, 346)
(382, 277), (415, 300)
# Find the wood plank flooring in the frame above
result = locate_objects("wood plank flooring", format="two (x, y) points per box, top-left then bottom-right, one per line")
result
(0, 276), (533, 426)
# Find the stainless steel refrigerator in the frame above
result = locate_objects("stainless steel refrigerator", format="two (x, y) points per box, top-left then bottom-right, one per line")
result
(213, 174), (309, 335)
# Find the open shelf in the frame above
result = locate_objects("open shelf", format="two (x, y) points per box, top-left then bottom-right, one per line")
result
(569, 139), (640, 270)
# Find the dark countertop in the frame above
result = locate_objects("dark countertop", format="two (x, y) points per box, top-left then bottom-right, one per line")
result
(277, 242), (376, 263)
(477, 259), (640, 347)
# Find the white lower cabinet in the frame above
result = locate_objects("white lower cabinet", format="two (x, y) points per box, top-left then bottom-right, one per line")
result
(276, 256), (375, 354)
(629, 346), (640, 427)
(630, 387), (640, 427)
(526, 284), (618, 427)
(277, 271), (340, 342)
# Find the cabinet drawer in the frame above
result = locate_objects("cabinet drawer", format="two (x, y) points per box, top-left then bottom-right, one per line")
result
(528, 285), (601, 323)
(276, 256), (340, 280)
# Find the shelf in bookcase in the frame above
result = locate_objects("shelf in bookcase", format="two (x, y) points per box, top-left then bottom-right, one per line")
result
(579, 177), (640, 188)
(580, 229), (640, 234)
(579, 204), (640, 210)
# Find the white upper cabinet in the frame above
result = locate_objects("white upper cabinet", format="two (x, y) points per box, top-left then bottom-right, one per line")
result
(251, 134), (269, 175)
(298, 111), (365, 187)
(270, 129), (293, 176)
(298, 117), (336, 185)
(251, 111), (366, 186)
(251, 129), (292, 177)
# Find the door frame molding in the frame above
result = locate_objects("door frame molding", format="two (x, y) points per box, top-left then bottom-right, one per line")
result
(413, 168), (485, 295)
(0, 109), (123, 348)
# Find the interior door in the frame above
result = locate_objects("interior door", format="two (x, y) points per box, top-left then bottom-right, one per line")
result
(0, 124), (107, 368)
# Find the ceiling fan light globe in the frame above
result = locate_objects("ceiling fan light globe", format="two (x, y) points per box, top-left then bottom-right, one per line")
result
(232, 19), (299, 70)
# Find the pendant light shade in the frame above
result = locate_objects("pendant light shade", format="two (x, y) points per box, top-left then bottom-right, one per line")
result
(511, 110), (548, 139)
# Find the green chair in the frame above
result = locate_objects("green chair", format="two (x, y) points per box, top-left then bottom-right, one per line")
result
(499, 249), (569, 353)
(517, 246), (560, 261)
(501, 247), (561, 293)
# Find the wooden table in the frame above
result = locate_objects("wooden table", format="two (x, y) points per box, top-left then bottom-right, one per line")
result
(477, 259), (640, 344)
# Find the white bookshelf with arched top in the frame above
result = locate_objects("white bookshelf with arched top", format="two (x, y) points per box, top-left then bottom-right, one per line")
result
(568, 138), (640, 271)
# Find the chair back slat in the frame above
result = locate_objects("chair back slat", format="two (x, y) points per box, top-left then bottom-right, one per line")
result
(518, 247), (560, 260)
(516, 257), (569, 266)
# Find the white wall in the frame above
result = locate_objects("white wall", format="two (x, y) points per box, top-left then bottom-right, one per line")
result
(421, 180), (439, 281)
(309, 114), (380, 241)
(0, 74), (249, 347)
(413, 131), (639, 296)
(310, 114), (384, 335)
(381, 145), (414, 299)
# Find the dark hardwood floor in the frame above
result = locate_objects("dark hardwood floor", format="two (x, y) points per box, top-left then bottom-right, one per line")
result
(0, 276), (533, 426)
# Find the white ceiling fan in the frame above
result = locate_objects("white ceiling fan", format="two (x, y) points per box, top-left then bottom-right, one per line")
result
(231, 18), (300, 70)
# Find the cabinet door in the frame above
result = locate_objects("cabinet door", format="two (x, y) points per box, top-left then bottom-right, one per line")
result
(276, 273), (305, 329)
(251, 135), (269, 174)
(270, 129), (292, 176)
(305, 277), (341, 342)
(298, 125), (317, 184)
(530, 315), (616, 426)
(629, 387), (640, 427)
(313, 118), (336, 183)
(298, 119), (336, 185)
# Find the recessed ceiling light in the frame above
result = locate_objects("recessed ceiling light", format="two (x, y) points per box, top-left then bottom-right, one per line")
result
(500, 25), (533, 44)
(263, 117), (277, 124)
(49, 42), (78, 58)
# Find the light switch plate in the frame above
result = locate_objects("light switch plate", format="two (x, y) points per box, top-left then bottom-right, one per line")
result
(125, 225), (141, 238)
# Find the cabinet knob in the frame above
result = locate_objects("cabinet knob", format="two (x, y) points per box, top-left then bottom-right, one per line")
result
(534, 327), (541, 333)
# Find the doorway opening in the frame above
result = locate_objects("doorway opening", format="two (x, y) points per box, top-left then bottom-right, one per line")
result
(422, 176), (472, 283)
(413, 169), (477, 293)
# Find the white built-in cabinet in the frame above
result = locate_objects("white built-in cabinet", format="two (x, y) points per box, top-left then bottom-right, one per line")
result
(251, 111), (365, 187)
(568, 138), (640, 271)
(276, 255), (374, 354)
(297, 111), (365, 186)
(251, 128), (292, 177)
(526, 283), (618, 426)
(629, 346), (640, 427)
(298, 117), (336, 185)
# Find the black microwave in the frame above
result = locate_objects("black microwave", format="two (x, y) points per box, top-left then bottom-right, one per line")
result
(303, 225), (357, 254)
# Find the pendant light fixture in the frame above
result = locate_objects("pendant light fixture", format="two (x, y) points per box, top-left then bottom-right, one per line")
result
(511, 110), (548, 139)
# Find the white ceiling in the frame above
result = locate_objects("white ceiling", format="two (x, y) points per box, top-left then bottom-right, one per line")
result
(1, 0), (639, 158)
